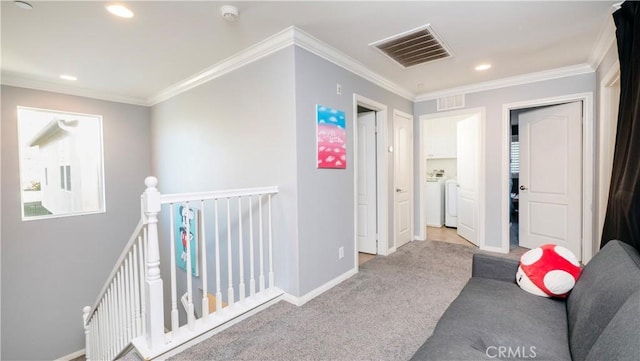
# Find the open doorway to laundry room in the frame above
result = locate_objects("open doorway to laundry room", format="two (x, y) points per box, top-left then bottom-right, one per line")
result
(418, 107), (485, 249)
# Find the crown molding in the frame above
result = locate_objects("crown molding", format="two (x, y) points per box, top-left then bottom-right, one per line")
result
(291, 27), (415, 101)
(587, 13), (617, 70)
(149, 26), (414, 105)
(3, 25), (603, 108)
(414, 63), (595, 102)
(1, 74), (148, 106)
(148, 27), (297, 106)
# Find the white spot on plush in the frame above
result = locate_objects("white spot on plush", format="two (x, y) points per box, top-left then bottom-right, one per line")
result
(554, 246), (580, 266)
(520, 247), (543, 266)
(516, 266), (549, 297)
(543, 270), (576, 295)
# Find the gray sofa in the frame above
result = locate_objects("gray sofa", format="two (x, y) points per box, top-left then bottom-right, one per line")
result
(411, 240), (640, 361)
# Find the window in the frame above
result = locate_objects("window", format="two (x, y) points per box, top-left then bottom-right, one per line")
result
(17, 106), (105, 220)
(60, 165), (71, 191)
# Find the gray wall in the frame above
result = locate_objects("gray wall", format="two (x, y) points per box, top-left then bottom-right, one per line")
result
(1, 85), (151, 360)
(293, 47), (413, 295)
(150, 45), (413, 300)
(414, 73), (596, 248)
(150, 47), (301, 301)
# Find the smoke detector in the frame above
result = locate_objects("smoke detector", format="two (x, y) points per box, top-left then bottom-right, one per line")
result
(220, 5), (239, 22)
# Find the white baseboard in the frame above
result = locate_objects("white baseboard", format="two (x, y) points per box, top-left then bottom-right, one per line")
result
(151, 295), (284, 360)
(414, 234), (426, 241)
(54, 348), (85, 361)
(283, 267), (357, 306)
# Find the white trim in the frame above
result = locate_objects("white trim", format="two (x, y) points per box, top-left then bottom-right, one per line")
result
(353, 94), (391, 262)
(53, 348), (85, 361)
(418, 108), (486, 250)
(152, 26), (414, 105)
(148, 27), (296, 105)
(294, 29), (414, 101)
(3, 26), (415, 106)
(3, 25), (603, 109)
(501, 93), (594, 260)
(415, 64), (594, 102)
(595, 60), (621, 263)
(282, 267), (357, 306)
(147, 294), (284, 361)
(1, 75), (148, 106)
(588, 15), (617, 70)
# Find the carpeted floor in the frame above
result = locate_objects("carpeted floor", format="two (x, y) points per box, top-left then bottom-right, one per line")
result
(167, 240), (491, 361)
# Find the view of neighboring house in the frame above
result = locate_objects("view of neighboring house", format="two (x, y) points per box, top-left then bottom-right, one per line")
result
(19, 109), (105, 218)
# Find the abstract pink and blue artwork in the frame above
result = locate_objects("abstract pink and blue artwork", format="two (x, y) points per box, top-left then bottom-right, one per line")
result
(316, 104), (346, 169)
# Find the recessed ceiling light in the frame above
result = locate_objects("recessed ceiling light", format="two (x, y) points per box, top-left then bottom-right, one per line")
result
(106, 4), (134, 18)
(14, 1), (33, 10)
(474, 64), (492, 71)
(60, 74), (78, 81)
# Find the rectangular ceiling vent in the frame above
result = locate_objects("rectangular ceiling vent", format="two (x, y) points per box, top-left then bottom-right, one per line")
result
(370, 24), (453, 68)
(437, 94), (465, 111)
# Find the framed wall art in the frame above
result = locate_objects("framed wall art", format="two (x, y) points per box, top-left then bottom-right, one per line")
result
(316, 104), (346, 169)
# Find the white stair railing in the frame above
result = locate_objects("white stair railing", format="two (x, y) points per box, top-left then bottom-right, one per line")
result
(83, 177), (281, 360)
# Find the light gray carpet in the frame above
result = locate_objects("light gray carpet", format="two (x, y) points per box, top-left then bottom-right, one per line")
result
(168, 240), (481, 361)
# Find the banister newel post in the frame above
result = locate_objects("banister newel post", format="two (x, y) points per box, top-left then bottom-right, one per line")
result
(142, 176), (165, 351)
(82, 306), (91, 361)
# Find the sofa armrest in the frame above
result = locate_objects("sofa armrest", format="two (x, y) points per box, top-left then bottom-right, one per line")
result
(471, 253), (519, 283)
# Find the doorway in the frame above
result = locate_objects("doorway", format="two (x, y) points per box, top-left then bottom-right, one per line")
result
(418, 108), (485, 248)
(356, 107), (378, 255)
(353, 94), (391, 272)
(509, 102), (583, 257)
(501, 94), (594, 261)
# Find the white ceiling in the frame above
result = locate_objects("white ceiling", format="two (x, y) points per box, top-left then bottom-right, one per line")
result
(1, 1), (618, 105)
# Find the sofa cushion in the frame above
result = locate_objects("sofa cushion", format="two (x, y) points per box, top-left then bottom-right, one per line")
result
(585, 290), (640, 361)
(416, 276), (571, 361)
(411, 333), (496, 361)
(567, 240), (640, 361)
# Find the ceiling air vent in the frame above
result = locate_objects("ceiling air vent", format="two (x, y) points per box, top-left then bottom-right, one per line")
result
(370, 24), (453, 68)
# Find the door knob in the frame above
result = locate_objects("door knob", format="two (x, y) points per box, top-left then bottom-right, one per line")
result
(396, 188), (402, 192)
(519, 185), (528, 191)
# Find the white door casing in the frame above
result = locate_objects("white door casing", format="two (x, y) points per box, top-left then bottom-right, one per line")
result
(598, 63), (620, 245)
(353, 94), (391, 266)
(357, 112), (377, 254)
(394, 110), (413, 249)
(456, 115), (480, 245)
(518, 102), (582, 256)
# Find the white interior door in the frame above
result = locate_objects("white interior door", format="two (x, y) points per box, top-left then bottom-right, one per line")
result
(519, 102), (582, 257)
(357, 112), (377, 254)
(394, 112), (413, 249)
(456, 115), (479, 245)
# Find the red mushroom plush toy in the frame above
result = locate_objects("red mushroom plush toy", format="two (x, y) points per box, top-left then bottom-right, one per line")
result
(516, 244), (582, 298)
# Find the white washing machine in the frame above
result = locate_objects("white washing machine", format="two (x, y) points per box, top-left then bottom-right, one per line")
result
(426, 178), (445, 227)
(445, 179), (457, 228)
